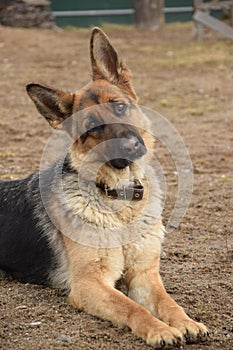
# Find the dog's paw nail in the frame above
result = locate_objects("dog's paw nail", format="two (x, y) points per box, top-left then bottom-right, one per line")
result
(184, 332), (192, 343)
(160, 339), (165, 347)
(202, 331), (209, 340)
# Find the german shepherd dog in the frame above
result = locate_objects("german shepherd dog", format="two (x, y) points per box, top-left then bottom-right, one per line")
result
(0, 28), (208, 348)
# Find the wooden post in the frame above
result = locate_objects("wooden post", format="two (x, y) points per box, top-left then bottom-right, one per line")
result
(230, 4), (233, 26)
(134, 0), (164, 30)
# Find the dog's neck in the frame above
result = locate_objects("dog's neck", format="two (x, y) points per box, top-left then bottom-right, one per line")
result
(64, 153), (145, 200)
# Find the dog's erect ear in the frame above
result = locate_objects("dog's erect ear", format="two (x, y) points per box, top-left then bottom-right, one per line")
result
(90, 27), (137, 100)
(26, 83), (74, 128)
(90, 27), (119, 82)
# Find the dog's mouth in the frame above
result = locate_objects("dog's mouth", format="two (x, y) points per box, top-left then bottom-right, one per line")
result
(109, 158), (133, 169)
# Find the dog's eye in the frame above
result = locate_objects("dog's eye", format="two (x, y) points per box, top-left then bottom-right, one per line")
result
(87, 116), (101, 133)
(114, 102), (127, 116)
(88, 121), (97, 129)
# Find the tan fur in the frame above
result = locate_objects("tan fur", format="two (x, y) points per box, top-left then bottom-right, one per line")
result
(27, 27), (208, 348)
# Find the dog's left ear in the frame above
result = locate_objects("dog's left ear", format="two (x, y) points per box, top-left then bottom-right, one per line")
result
(26, 83), (74, 128)
(90, 27), (137, 100)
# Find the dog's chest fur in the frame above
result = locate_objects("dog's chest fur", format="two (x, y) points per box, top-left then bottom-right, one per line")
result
(61, 164), (162, 227)
(62, 223), (164, 290)
(55, 164), (165, 288)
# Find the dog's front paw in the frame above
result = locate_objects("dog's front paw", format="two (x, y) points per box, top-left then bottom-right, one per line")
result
(170, 318), (208, 344)
(146, 324), (183, 348)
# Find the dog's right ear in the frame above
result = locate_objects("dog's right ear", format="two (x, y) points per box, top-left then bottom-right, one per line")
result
(26, 83), (74, 128)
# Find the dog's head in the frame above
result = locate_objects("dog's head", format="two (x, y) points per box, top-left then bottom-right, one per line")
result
(27, 28), (153, 182)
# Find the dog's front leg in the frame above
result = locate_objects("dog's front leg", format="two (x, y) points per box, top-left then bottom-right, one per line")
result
(69, 271), (185, 348)
(126, 260), (208, 343)
(63, 237), (182, 348)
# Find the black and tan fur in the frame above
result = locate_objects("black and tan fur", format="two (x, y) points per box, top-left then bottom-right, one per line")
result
(0, 28), (208, 348)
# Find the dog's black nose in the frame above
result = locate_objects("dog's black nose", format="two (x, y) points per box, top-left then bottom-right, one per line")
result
(120, 136), (146, 158)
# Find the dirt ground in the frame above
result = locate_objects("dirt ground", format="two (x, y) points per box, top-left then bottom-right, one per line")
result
(0, 23), (232, 350)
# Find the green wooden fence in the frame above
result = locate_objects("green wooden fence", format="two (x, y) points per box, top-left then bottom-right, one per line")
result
(51, 1), (221, 27)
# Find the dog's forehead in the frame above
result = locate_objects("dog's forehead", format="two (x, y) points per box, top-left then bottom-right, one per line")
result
(73, 81), (132, 111)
